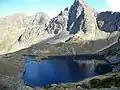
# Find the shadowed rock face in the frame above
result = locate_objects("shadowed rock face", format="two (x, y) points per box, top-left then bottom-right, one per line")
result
(68, 0), (98, 34)
(97, 11), (120, 32)
(68, 0), (85, 34)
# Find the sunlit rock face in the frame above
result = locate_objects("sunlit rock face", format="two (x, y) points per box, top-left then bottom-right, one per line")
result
(0, 13), (30, 54)
(12, 12), (51, 51)
(0, 12), (50, 54)
(43, 8), (74, 44)
(46, 8), (69, 35)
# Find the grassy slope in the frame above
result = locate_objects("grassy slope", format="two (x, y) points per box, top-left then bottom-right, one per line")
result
(35, 72), (120, 90)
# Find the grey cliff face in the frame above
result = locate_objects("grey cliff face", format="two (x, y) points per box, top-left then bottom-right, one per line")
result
(68, 0), (84, 34)
(68, 0), (98, 34)
(97, 11), (120, 32)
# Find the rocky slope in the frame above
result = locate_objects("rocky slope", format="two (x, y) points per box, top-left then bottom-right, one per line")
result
(0, 12), (51, 54)
(0, 13), (30, 54)
(10, 12), (51, 52)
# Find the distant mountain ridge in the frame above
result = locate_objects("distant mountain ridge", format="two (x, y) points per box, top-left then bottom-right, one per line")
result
(0, 0), (120, 54)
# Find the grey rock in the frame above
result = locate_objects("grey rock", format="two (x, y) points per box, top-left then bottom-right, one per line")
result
(31, 12), (50, 26)
(9, 12), (51, 52)
(98, 34), (120, 64)
(18, 12), (50, 44)
(17, 86), (35, 90)
(97, 11), (120, 32)
(46, 8), (68, 35)
(68, 0), (98, 34)
(68, 0), (85, 34)
(76, 86), (84, 90)
(44, 8), (72, 44)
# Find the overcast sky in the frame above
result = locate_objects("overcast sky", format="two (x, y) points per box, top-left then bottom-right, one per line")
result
(0, 0), (119, 18)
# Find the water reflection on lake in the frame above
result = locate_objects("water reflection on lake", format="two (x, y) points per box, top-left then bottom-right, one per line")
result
(22, 55), (112, 87)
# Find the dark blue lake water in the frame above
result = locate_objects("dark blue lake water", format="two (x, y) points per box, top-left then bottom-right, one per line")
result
(22, 55), (112, 87)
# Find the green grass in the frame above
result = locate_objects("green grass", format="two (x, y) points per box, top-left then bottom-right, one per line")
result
(0, 60), (19, 76)
(89, 77), (115, 88)
(34, 73), (120, 90)
(89, 79), (101, 88)
(88, 73), (120, 89)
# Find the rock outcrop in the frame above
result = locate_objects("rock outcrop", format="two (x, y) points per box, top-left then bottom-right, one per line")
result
(45, 8), (73, 44)
(67, 0), (109, 42)
(97, 11), (120, 32)
(68, 0), (95, 34)
(98, 41), (120, 64)
(16, 85), (35, 90)
(46, 8), (68, 35)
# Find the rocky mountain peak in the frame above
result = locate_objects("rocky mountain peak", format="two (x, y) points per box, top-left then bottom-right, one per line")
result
(74, 0), (85, 6)
(31, 12), (50, 27)
(46, 8), (69, 35)
(68, 0), (96, 34)
(59, 7), (69, 16)
(67, 0), (110, 42)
